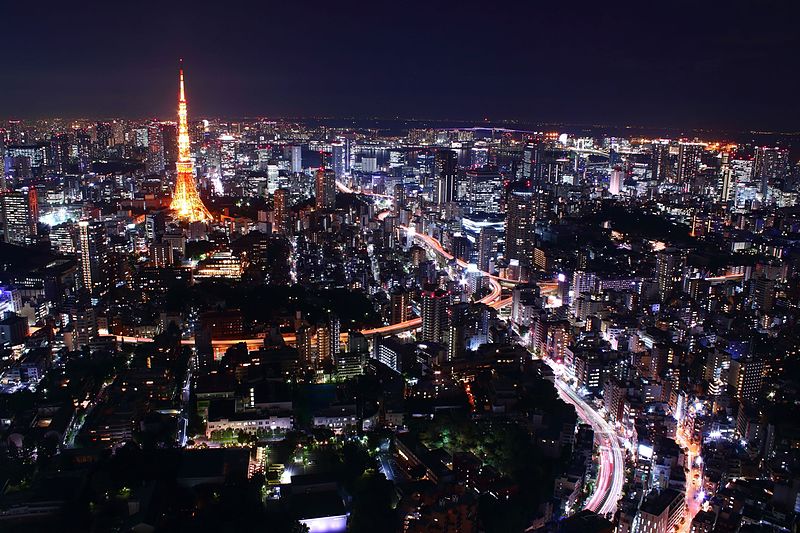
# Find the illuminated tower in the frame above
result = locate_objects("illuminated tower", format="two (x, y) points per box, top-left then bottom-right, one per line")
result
(170, 63), (212, 222)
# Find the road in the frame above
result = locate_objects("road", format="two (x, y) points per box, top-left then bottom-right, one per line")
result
(545, 359), (625, 517)
(675, 426), (704, 532)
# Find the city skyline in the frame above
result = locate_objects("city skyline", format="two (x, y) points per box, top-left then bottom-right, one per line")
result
(1, 3), (799, 533)
(2, 1), (800, 130)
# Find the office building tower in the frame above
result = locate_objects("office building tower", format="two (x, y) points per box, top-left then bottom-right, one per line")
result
(477, 227), (497, 272)
(730, 357), (765, 403)
(149, 241), (174, 267)
(78, 220), (109, 297)
(420, 287), (450, 343)
(752, 146), (789, 196)
(146, 123), (165, 174)
(609, 167), (623, 195)
(719, 152), (734, 204)
(296, 324), (315, 368)
(505, 188), (536, 267)
(466, 166), (503, 213)
(677, 142), (703, 188)
(571, 270), (597, 300)
(160, 122), (178, 169)
(95, 122), (114, 154)
(393, 184), (405, 215)
(434, 149), (458, 205)
(316, 315), (340, 364)
(219, 134), (236, 178)
(0, 190), (38, 244)
(650, 141), (670, 181)
(291, 145), (302, 174)
(390, 288), (410, 324)
(315, 168), (336, 209)
(144, 212), (166, 242)
(521, 142), (541, 180)
(446, 302), (470, 361)
(274, 188), (290, 234)
(332, 142), (346, 179)
(361, 156), (378, 173)
(50, 133), (72, 173)
(753, 276), (775, 311)
(655, 248), (687, 302)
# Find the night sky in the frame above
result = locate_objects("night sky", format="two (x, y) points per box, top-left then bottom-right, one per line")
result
(2, 0), (799, 131)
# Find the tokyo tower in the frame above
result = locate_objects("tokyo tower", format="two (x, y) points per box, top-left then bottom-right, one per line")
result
(170, 62), (212, 222)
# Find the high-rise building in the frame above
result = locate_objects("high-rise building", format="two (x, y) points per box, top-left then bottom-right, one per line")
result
(160, 123), (178, 169)
(752, 146), (789, 196)
(78, 220), (109, 297)
(170, 64), (212, 222)
(650, 141), (670, 181)
(332, 142), (346, 179)
(296, 324), (314, 368)
(390, 288), (410, 325)
(446, 302), (470, 361)
(466, 166), (502, 213)
(315, 168), (336, 209)
(274, 188), (290, 234)
(754, 276), (775, 311)
(434, 149), (457, 205)
(655, 248), (687, 302)
(477, 227), (497, 272)
(393, 184), (405, 215)
(316, 315), (340, 365)
(0, 190), (38, 244)
(219, 134), (236, 178)
(505, 188), (536, 267)
(290, 145), (302, 174)
(730, 357), (765, 403)
(420, 287), (450, 343)
(719, 152), (734, 204)
(676, 142), (703, 188)
(146, 123), (165, 174)
(521, 142), (541, 180)
(609, 167), (623, 195)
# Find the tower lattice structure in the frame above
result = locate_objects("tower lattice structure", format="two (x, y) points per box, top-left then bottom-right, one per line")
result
(170, 64), (212, 222)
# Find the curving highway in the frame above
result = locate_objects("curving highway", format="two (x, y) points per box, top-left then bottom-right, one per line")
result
(545, 359), (625, 517)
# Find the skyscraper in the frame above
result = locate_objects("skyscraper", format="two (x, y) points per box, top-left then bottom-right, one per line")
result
(655, 248), (687, 302)
(0, 190), (37, 244)
(731, 357), (765, 403)
(291, 145), (302, 174)
(434, 149), (457, 205)
(315, 168), (336, 209)
(609, 167), (623, 195)
(676, 142), (703, 188)
(332, 142), (346, 179)
(170, 64), (212, 222)
(390, 288), (410, 325)
(752, 146), (789, 196)
(78, 220), (109, 297)
(650, 141), (670, 181)
(274, 188), (290, 234)
(719, 152), (734, 204)
(477, 227), (497, 272)
(420, 287), (450, 343)
(505, 188), (536, 267)
(146, 123), (165, 175)
(393, 184), (405, 215)
(466, 166), (503, 213)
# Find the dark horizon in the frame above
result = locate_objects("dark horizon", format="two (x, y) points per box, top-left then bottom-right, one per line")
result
(2, 0), (800, 132)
